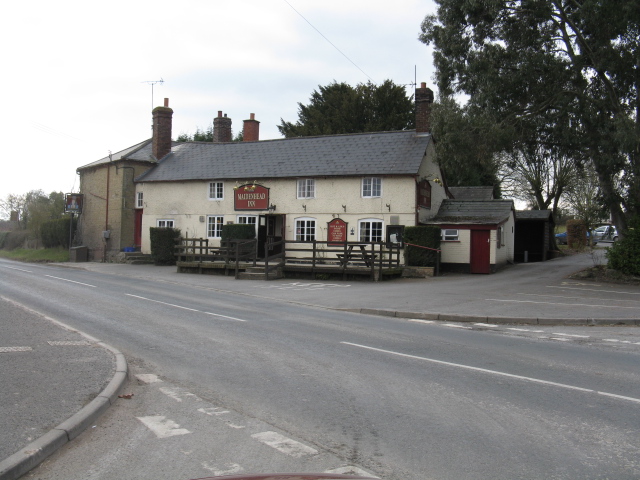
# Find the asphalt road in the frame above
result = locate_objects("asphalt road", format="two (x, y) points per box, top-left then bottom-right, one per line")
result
(1, 254), (639, 479)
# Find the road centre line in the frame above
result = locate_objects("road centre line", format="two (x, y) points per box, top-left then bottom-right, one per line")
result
(341, 342), (640, 405)
(552, 333), (590, 338)
(487, 298), (640, 309)
(126, 294), (247, 322)
(521, 292), (640, 304)
(44, 274), (97, 288)
(551, 285), (640, 296)
(2, 265), (32, 273)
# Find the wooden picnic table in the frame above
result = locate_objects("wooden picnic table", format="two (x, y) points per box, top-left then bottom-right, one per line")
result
(336, 244), (377, 267)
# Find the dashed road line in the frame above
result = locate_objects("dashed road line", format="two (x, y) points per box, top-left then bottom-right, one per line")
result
(201, 462), (243, 476)
(136, 373), (163, 384)
(251, 431), (318, 457)
(552, 333), (590, 338)
(137, 415), (192, 438)
(0, 346), (32, 352)
(409, 319), (434, 324)
(126, 294), (247, 322)
(443, 324), (471, 329)
(341, 341), (640, 404)
(44, 275), (96, 288)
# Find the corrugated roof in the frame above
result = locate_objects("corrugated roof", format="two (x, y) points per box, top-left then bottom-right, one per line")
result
(135, 130), (432, 182)
(429, 199), (515, 225)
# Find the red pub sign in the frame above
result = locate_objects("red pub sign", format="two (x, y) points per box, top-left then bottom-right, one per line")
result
(327, 218), (348, 245)
(234, 184), (269, 210)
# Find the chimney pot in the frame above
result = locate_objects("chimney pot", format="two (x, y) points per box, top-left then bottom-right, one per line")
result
(213, 111), (232, 142)
(152, 99), (173, 159)
(243, 113), (260, 142)
(415, 82), (434, 133)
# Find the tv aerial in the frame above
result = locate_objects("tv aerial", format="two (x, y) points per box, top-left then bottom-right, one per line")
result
(142, 78), (164, 110)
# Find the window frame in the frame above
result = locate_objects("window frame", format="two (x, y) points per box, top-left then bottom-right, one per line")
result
(362, 177), (382, 198)
(208, 181), (224, 201)
(207, 215), (224, 238)
(295, 217), (316, 242)
(136, 192), (144, 208)
(157, 219), (174, 228)
(358, 218), (384, 243)
(441, 229), (459, 241)
(297, 179), (316, 199)
(237, 215), (258, 234)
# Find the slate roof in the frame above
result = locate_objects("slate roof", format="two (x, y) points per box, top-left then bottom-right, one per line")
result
(449, 186), (494, 201)
(135, 130), (432, 182)
(76, 139), (158, 171)
(428, 199), (515, 225)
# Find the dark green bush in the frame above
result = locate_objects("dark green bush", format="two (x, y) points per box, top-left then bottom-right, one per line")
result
(150, 227), (181, 265)
(606, 219), (640, 276)
(566, 219), (587, 248)
(403, 226), (441, 266)
(0, 232), (8, 249)
(2, 231), (29, 250)
(221, 224), (256, 242)
(41, 217), (77, 248)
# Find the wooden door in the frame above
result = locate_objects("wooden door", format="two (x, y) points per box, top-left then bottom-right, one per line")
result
(470, 230), (491, 274)
(134, 209), (143, 249)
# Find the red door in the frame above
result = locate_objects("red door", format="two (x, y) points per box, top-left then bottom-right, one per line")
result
(134, 209), (143, 249)
(470, 230), (491, 274)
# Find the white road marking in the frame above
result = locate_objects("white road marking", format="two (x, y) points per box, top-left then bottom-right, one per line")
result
(604, 339), (620, 342)
(523, 292), (640, 304)
(2, 265), (32, 273)
(201, 462), (243, 476)
(487, 298), (639, 309)
(198, 407), (230, 416)
(47, 341), (91, 346)
(326, 466), (378, 477)
(476, 323), (498, 327)
(227, 423), (246, 429)
(251, 431), (318, 457)
(443, 324), (471, 329)
(159, 387), (201, 402)
(137, 415), (191, 438)
(553, 285), (640, 296)
(126, 294), (246, 322)
(0, 346), (32, 353)
(409, 319), (434, 324)
(550, 338), (571, 341)
(341, 342), (640, 404)
(44, 275), (96, 288)
(136, 374), (163, 384)
(552, 333), (590, 338)
(507, 328), (532, 332)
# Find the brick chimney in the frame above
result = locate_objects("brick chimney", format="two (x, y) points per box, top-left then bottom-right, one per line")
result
(152, 98), (173, 160)
(213, 111), (232, 143)
(415, 82), (434, 134)
(243, 113), (260, 142)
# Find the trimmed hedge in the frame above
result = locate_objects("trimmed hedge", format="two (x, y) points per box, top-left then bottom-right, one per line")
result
(150, 227), (181, 265)
(404, 226), (441, 266)
(41, 217), (77, 248)
(607, 218), (640, 276)
(221, 224), (256, 242)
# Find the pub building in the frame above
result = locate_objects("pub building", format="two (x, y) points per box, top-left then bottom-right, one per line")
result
(132, 83), (449, 264)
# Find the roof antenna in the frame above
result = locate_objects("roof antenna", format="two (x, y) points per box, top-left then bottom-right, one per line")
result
(142, 78), (164, 110)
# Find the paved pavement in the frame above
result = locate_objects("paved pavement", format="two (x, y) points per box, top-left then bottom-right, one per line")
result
(1, 250), (638, 480)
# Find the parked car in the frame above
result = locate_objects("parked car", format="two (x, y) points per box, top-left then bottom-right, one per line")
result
(555, 230), (593, 245)
(592, 225), (618, 242)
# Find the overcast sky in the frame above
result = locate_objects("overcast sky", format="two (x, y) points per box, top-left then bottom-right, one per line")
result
(0, 0), (437, 201)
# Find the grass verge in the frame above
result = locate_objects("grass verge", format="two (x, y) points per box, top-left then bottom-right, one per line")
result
(0, 247), (69, 263)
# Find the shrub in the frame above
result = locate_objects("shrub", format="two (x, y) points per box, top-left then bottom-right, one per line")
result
(0, 232), (8, 249)
(403, 226), (441, 266)
(606, 218), (640, 277)
(566, 219), (587, 249)
(40, 217), (77, 248)
(221, 224), (256, 242)
(150, 227), (181, 265)
(2, 231), (29, 250)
